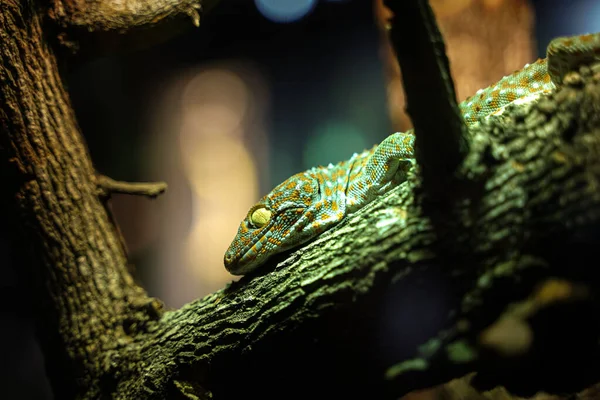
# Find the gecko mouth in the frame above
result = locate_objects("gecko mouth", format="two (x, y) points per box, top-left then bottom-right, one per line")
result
(223, 251), (247, 275)
(223, 233), (271, 275)
(225, 202), (310, 275)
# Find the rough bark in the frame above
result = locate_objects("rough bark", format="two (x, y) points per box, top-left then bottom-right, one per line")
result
(0, 0), (166, 398)
(1, 0), (600, 399)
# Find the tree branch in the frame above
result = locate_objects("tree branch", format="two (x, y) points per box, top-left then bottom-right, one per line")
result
(384, 62), (600, 396)
(48, 0), (218, 31)
(96, 174), (167, 199)
(107, 63), (600, 398)
(384, 0), (469, 196)
(0, 0), (170, 398)
(2, 0), (600, 399)
(46, 0), (221, 58)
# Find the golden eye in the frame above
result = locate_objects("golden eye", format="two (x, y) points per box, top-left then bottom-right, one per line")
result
(250, 207), (272, 228)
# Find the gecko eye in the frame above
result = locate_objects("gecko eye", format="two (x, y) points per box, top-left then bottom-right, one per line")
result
(250, 207), (272, 228)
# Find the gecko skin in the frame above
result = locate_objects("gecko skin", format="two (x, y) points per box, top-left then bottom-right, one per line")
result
(224, 32), (600, 275)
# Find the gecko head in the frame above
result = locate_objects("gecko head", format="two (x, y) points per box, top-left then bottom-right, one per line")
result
(224, 171), (321, 275)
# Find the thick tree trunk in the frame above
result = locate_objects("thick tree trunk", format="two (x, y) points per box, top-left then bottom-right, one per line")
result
(2, 0), (600, 399)
(0, 0), (199, 398)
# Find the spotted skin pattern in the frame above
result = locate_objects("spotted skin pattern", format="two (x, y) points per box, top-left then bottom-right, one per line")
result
(224, 33), (600, 275)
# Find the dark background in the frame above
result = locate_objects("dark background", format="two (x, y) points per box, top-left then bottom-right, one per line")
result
(1, 0), (599, 398)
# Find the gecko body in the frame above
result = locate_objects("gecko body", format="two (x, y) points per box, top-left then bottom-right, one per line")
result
(224, 33), (600, 275)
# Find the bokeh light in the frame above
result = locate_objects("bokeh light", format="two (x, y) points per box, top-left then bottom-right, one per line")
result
(255, 0), (317, 23)
(150, 64), (268, 306)
(180, 70), (249, 137)
(303, 121), (369, 169)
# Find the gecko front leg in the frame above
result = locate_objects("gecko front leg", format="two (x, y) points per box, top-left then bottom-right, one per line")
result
(345, 132), (415, 212)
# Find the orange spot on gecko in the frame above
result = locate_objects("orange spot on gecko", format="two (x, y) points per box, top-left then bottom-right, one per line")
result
(316, 174), (325, 186)
(488, 92), (500, 109)
(505, 91), (517, 102)
(268, 237), (282, 246)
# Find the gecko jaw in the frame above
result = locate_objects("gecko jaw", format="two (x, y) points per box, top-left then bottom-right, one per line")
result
(225, 205), (312, 275)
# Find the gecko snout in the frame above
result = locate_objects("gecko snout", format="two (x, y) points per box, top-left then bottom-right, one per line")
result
(224, 249), (244, 274)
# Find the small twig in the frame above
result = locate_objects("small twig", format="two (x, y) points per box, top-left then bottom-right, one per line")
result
(95, 174), (166, 260)
(96, 174), (167, 199)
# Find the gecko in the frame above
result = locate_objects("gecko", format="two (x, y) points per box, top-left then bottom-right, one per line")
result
(224, 32), (600, 275)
